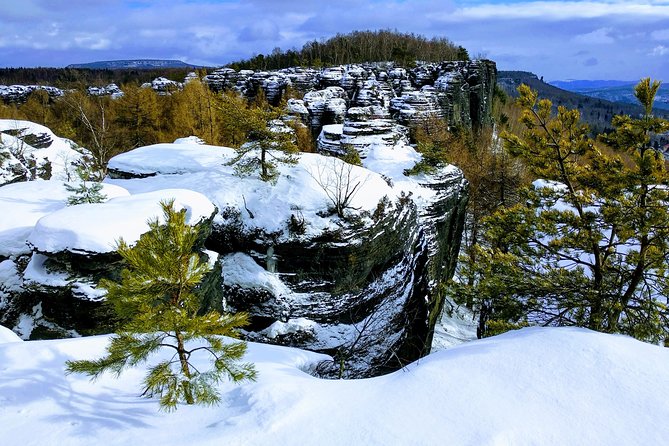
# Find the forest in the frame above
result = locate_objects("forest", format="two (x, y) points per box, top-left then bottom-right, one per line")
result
(227, 30), (469, 70)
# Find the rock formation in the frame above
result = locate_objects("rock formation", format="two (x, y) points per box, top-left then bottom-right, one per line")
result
(0, 58), (497, 377)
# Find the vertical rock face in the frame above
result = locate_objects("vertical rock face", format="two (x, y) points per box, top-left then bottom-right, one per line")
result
(389, 86), (445, 126)
(201, 60), (496, 136)
(303, 87), (349, 131)
(438, 60), (497, 129)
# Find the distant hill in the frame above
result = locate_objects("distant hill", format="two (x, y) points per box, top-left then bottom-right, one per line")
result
(549, 79), (669, 112)
(497, 71), (669, 134)
(66, 59), (199, 70)
(550, 80), (636, 90)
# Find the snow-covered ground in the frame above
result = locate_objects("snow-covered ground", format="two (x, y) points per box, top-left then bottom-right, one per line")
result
(0, 326), (667, 446)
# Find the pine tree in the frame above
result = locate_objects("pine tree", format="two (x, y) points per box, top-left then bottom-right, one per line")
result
(64, 181), (106, 205)
(64, 166), (107, 205)
(66, 200), (256, 411)
(454, 79), (669, 341)
(223, 91), (299, 183)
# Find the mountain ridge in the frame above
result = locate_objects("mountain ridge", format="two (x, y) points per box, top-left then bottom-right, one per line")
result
(66, 59), (200, 69)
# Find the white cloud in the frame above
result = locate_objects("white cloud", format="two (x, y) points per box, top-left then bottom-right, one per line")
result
(651, 29), (669, 40)
(1, 0), (668, 80)
(650, 45), (669, 56)
(573, 27), (615, 44)
(436, 1), (669, 21)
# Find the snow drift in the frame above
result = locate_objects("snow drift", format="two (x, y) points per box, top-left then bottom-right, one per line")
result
(0, 327), (667, 446)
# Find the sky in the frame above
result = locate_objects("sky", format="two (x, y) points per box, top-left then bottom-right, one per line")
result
(0, 0), (668, 81)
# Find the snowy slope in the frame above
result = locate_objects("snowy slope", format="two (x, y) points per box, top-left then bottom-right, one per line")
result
(1, 327), (667, 446)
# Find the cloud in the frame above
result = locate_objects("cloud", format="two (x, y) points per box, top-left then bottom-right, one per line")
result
(573, 27), (615, 44)
(436, 1), (669, 21)
(650, 45), (669, 56)
(0, 0), (668, 81)
(238, 20), (281, 42)
(651, 29), (669, 40)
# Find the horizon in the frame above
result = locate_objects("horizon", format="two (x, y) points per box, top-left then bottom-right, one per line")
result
(1, 0), (668, 82)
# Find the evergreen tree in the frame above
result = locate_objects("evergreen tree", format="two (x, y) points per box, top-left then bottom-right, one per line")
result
(64, 181), (107, 205)
(64, 165), (108, 205)
(223, 91), (299, 183)
(66, 200), (256, 411)
(453, 79), (669, 341)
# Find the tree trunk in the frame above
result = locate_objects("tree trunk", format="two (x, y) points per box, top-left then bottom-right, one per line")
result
(175, 330), (194, 405)
(261, 148), (267, 179)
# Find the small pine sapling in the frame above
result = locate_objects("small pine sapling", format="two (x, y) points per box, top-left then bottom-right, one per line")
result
(66, 200), (256, 411)
(64, 166), (107, 205)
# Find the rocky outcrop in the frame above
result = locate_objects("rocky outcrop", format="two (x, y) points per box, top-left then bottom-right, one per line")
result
(303, 87), (348, 131)
(390, 86), (445, 126)
(141, 77), (182, 95)
(101, 142), (469, 377)
(202, 60), (495, 136)
(0, 187), (221, 339)
(87, 83), (123, 98)
(207, 167), (467, 378)
(0, 85), (63, 103)
(318, 106), (410, 158)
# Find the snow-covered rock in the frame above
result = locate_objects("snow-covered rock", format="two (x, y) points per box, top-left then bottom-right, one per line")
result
(303, 86), (348, 131)
(249, 72), (290, 104)
(106, 138), (466, 377)
(319, 107), (410, 159)
(87, 83), (124, 98)
(0, 180), (129, 258)
(390, 86), (445, 125)
(28, 188), (216, 255)
(0, 84), (63, 103)
(0, 119), (86, 185)
(142, 77), (182, 95)
(108, 142), (395, 240)
(0, 181), (221, 339)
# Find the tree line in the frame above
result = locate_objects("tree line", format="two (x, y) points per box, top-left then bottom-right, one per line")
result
(228, 30), (469, 71)
(0, 67), (195, 89)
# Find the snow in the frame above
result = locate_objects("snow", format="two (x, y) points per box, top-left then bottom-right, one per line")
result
(0, 180), (129, 257)
(262, 317), (318, 338)
(0, 327), (667, 445)
(28, 189), (216, 254)
(222, 252), (291, 297)
(23, 253), (70, 287)
(0, 325), (21, 343)
(431, 300), (478, 351)
(107, 142), (235, 176)
(363, 142), (464, 210)
(107, 142), (397, 238)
